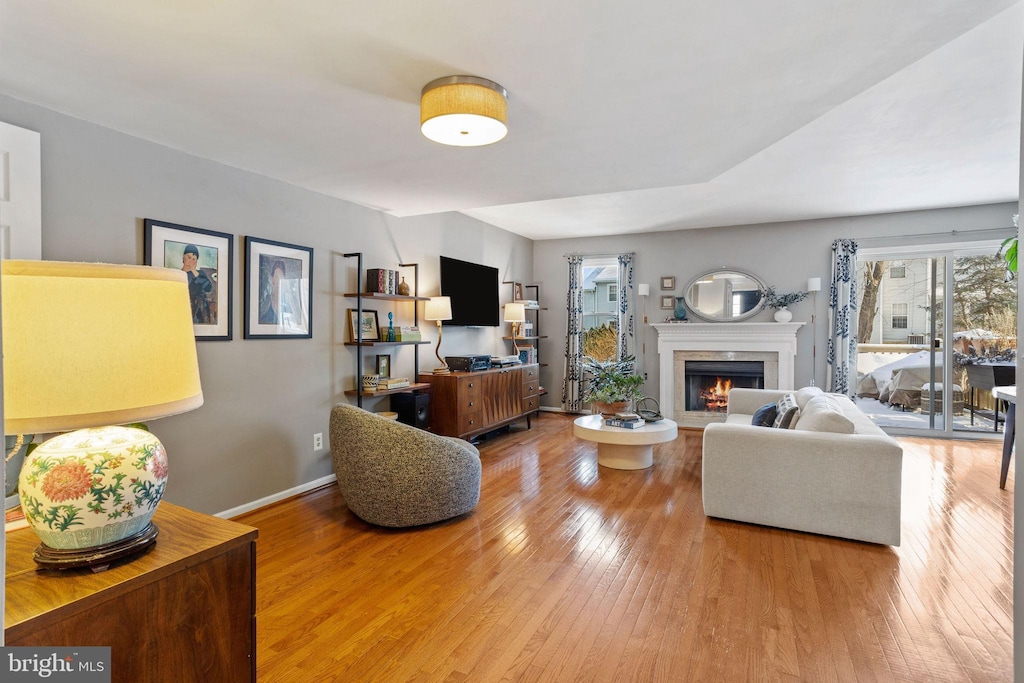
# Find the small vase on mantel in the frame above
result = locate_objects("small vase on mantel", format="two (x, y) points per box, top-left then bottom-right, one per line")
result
(773, 307), (793, 323)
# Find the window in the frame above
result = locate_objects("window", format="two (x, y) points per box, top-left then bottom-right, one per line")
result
(891, 302), (908, 329)
(889, 264), (906, 278)
(581, 258), (619, 361)
(607, 284), (618, 303)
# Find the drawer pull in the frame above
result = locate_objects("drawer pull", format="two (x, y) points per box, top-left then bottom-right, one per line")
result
(468, 401), (474, 407)
(468, 382), (474, 388)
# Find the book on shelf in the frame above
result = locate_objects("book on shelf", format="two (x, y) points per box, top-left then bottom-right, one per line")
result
(517, 346), (537, 364)
(380, 377), (410, 389)
(605, 417), (646, 429)
(366, 268), (401, 294)
(396, 326), (421, 342)
(514, 299), (539, 307)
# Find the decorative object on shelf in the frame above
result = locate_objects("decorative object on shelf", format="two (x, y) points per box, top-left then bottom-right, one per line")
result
(583, 355), (645, 415)
(362, 374), (380, 389)
(762, 286), (809, 323)
(376, 354), (391, 378)
(504, 302), (526, 356)
(144, 218), (234, 341)
(376, 411), (399, 421)
(396, 326), (421, 342)
(348, 308), (381, 342)
(673, 296), (688, 321)
(635, 397), (664, 423)
(397, 276), (411, 296)
(386, 311), (396, 341)
(660, 276), (675, 290)
(420, 75), (508, 147)
(2, 260), (203, 568)
(425, 296), (453, 374)
(244, 236), (313, 339)
(660, 295), (674, 309)
(512, 282), (525, 302)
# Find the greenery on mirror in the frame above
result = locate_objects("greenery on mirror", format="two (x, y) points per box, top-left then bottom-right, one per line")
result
(761, 286), (809, 310)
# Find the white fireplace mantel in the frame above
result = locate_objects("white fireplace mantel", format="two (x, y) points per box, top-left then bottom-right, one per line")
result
(652, 322), (805, 426)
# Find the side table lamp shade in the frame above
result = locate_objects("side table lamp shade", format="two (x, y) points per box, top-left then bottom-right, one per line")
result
(2, 260), (203, 568)
(504, 302), (526, 356)
(425, 296), (453, 375)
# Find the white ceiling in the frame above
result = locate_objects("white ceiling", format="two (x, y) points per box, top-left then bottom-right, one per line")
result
(1, 1), (1020, 240)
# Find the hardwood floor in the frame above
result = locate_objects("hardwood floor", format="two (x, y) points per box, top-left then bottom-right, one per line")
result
(238, 414), (1013, 682)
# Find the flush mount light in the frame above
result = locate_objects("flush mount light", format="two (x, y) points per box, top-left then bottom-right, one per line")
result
(420, 76), (508, 147)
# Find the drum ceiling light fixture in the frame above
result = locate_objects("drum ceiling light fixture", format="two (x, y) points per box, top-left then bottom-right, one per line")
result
(420, 76), (508, 147)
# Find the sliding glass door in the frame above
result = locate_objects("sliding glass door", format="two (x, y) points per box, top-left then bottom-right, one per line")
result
(855, 240), (1015, 436)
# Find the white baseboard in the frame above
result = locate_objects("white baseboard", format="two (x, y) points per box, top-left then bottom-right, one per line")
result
(215, 474), (336, 520)
(539, 406), (566, 413)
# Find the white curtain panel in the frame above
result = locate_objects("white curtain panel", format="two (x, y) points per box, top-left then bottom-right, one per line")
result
(827, 239), (859, 395)
(561, 255), (585, 412)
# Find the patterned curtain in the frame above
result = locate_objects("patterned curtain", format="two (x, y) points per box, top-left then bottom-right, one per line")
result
(827, 239), (859, 395)
(616, 254), (636, 362)
(561, 255), (585, 412)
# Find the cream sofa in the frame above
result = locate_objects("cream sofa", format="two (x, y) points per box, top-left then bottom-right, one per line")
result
(702, 387), (903, 545)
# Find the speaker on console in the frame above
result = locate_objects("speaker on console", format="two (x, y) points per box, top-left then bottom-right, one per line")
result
(392, 392), (429, 429)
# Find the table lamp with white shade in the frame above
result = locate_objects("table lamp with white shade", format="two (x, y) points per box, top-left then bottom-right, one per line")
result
(2, 260), (203, 568)
(425, 296), (453, 375)
(504, 302), (526, 356)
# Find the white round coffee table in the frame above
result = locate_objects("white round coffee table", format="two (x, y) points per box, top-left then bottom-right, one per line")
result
(573, 414), (679, 470)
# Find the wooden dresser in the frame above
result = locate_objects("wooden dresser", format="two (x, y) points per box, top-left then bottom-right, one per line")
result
(419, 363), (541, 439)
(5, 502), (257, 683)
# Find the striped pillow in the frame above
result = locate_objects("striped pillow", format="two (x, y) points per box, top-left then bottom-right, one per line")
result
(772, 392), (800, 429)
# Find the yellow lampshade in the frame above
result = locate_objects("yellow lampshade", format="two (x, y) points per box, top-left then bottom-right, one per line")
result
(2, 260), (204, 434)
(504, 302), (526, 323)
(421, 76), (508, 147)
(425, 296), (453, 321)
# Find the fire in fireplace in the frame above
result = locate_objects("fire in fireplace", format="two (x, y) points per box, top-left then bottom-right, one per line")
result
(686, 361), (765, 412)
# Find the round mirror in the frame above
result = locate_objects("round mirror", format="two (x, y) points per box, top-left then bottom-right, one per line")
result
(683, 268), (766, 322)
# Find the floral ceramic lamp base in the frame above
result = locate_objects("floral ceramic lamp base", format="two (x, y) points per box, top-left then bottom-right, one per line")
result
(18, 425), (169, 569)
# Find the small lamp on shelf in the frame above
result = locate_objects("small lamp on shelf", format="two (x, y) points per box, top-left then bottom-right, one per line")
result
(504, 302), (526, 357)
(2, 260), (204, 569)
(425, 296), (453, 375)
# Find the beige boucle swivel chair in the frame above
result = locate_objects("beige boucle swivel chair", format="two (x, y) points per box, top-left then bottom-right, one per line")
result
(329, 404), (481, 527)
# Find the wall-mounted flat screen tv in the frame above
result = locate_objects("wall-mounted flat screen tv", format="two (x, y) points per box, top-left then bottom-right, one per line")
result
(439, 256), (499, 327)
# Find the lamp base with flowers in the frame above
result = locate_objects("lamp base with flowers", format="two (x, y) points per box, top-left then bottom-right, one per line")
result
(18, 425), (168, 570)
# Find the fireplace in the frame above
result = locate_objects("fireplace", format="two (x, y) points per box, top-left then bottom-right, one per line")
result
(685, 361), (765, 412)
(652, 322), (803, 428)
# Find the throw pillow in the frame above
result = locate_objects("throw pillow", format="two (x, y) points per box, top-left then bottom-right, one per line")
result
(793, 395), (856, 434)
(751, 402), (778, 427)
(772, 392), (800, 429)
(794, 386), (824, 410)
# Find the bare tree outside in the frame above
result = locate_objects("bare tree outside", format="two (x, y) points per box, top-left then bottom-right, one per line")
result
(857, 261), (886, 344)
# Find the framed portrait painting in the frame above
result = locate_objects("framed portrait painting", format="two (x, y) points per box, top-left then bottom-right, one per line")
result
(245, 237), (313, 339)
(144, 218), (233, 341)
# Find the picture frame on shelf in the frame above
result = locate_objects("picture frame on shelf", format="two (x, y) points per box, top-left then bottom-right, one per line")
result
(660, 295), (674, 309)
(513, 281), (525, 302)
(375, 354), (391, 378)
(244, 236), (313, 339)
(144, 218), (233, 341)
(660, 276), (675, 290)
(348, 309), (380, 342)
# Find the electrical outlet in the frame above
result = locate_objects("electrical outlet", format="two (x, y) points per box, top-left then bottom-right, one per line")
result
(313, 433), (323, 451)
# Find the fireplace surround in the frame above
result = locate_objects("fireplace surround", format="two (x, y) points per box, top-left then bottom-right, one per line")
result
(652, 322), (804, 428)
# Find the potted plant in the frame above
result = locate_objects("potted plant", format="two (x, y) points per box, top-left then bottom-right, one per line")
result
(583, 355), (646, 415)
(761, 286), (808, 323)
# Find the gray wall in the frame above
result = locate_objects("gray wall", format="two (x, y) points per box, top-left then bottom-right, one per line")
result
(0, 93), (534, 515)
(533, 203), (1018, 407)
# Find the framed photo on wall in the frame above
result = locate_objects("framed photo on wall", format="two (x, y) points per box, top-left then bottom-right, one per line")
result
(348, 309), (380, 342)
(660, 296), (674, 309)
(144, 218), (233, 341)
(660, 276), (675, 290)
(244, 236), (313, 339)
